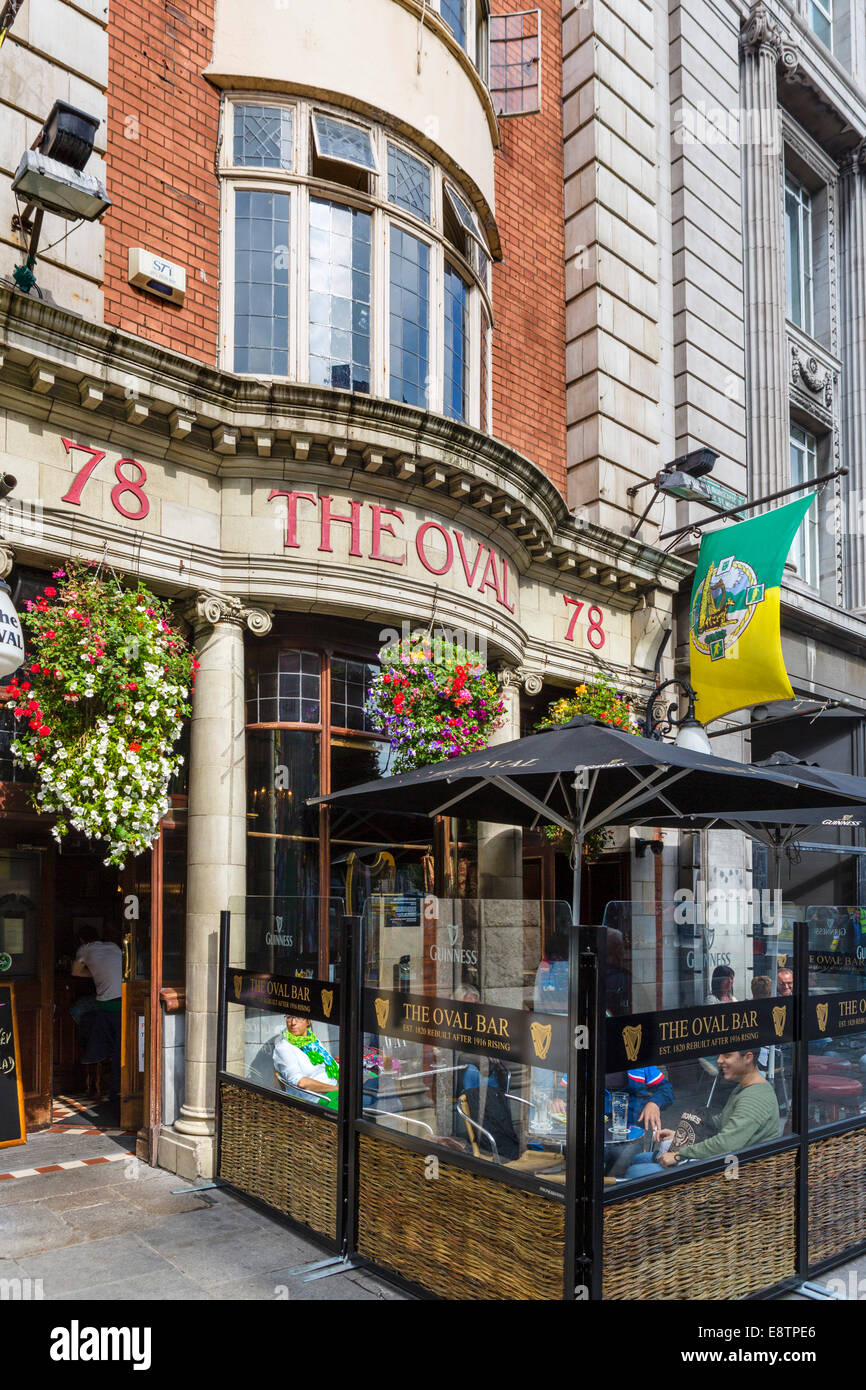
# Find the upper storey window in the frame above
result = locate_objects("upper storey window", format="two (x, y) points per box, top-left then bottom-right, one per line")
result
(312, 113), (378, 174)
(233, 104), (294, 169)
(489, 10), (540, 116)
(428, 0), (489, 72)
(220, 96), (494, 431)
(809, 0), (832, 50)
(441, 0), (467, 49)
(785, 174), (814, 337)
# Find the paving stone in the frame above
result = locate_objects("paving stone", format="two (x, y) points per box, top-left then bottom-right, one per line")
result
(0, 1203), (73, 1258)
(156, 1228), (315, 1289)
(41, 1187), (130, 1213)
(61, 1269), (214, 1302)
(59, 1196), (150, 1240)
(0, 1162), (132, 1206)
(18, 1234), (170, 1295)
(137, 1202), (269, 1256)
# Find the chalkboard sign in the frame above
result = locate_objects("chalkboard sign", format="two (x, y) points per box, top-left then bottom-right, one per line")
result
(0, 983), (26, 1149)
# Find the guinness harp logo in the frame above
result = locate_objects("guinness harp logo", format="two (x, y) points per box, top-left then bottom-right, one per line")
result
(530, 1020), (552, 1061)
(778, 955), (788, 969)
(772, 1004), (787, 1038)
(321, 989), (334, 1020)
(232, 975), (243, 1000)
(623, 1024), (642, 1063)
(447, 924), (459, 948)
(816, 1001), (829, 1033)
(374, 996), (390, 1030)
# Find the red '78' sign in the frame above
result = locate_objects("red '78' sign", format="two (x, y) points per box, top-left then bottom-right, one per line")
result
(563, 595), (605, 649)
(61, 438), (150, 522)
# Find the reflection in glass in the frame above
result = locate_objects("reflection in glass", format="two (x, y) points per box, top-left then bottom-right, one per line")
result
(360, 898), (573, 1179)
(309, 198), (372, 393)
(233, 190), (290, 376)
(807, 907), (866, 1130)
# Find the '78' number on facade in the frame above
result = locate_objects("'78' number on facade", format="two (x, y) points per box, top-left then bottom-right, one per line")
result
(563, 595), (605, 649)
(61, 438), (150, 522)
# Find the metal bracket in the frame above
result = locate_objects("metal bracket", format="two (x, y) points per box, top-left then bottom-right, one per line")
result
(285, 1254), (371, 1284)
(169, 1179), (227, 1194)
(791, 1280), (840, 1300)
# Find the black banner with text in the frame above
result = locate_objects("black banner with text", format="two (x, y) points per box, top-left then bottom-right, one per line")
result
(225, 969), (340, 1027)
(606, 997), (795, 1071)
(362, 987), (567, 1069)
(807, 991), (866, 1041)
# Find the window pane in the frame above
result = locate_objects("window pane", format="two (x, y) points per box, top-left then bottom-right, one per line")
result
(489, 11), (541, 117)
(444, 263), (469, 422)
(444, 182), (483, 246)
(233, 104), (293, 169)
(330, 656), (379, 731)
(785, 186), (802, 327)
(390, 227), (430, 408)
(810, 0), (832, 48)
(480, 305), (490, 432)
(234, 191), (290, 376)
(247, 649), (321, 724)
(309, 198), (372, 393)
(387, 144), (431, 222)
(790, 428), (819, 587)
(440, 0), (466, 49)
(312, 113), (377, 172)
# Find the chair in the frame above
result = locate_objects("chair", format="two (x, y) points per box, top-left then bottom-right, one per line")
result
(455, 1093), (501, 1162)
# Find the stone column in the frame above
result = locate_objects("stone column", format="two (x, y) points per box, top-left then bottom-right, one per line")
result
(838, 141), (866, 609)
(158, 593), (271, 1181)
(740, 4), (798, 499)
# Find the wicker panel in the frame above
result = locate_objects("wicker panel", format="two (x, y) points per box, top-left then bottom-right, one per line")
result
(603, 1150), (797, 1300)
(809, 1127), (866, 1266)
(357, 1134), (565, 1299)
(218, 1082), (338, 1240)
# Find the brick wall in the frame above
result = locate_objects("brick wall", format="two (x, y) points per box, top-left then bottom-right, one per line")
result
(490, 0), (567, 497)
(104, 0), (220, 363)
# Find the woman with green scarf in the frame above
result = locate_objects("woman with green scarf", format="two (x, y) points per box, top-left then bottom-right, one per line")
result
(273, 1014), (339, 1111)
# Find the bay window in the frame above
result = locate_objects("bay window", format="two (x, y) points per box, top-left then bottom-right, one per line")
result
(221, 96), (493, 429)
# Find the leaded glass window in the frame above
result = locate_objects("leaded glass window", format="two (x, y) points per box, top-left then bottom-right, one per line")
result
(233, 190), (290, 376)
(444, 263), (469, 422)
(309, 198), (372, 393)
(444, 182), (485, 251)
(387, 144), (431, 223)
(311, 113), (377, 172)
(233, 104), (293, 169)
(390, 228), (430, 408)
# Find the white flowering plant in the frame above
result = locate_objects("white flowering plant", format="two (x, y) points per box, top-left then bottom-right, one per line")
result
(4, 561), (197, 866)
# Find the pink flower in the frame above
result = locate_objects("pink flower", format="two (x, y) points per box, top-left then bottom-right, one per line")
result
(52, 570), (66, 578)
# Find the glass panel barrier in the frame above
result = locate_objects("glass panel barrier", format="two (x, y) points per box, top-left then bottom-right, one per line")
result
(600, 895), (795, 1185)
(806, 906), (866, 1130)
(360, 896), (572, 1179)
(224, 895), (342, 1113)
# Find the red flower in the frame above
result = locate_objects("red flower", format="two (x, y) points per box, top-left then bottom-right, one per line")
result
(129, 742), (141, 752)
(45, 630), (56, 640)
(38, 725), (50, 736)
(43, 587), (56, 598)
(30, 663), (41, 674)
(19, 682), (30, 692)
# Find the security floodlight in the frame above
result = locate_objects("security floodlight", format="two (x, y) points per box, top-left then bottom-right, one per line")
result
(10, 101), (110, 295)
(662, 447), (718, 480)
(12, 152), (110, 221)
(0, 474), (17, 501)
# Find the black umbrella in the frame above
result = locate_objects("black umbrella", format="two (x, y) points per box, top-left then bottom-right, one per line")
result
(315, 717), (866, 926)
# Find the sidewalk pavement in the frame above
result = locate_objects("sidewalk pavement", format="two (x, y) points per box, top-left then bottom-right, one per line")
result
(0, 1125), (405, 1301)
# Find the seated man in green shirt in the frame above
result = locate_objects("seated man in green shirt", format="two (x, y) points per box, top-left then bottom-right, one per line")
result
(623, 1048), (780, 1178)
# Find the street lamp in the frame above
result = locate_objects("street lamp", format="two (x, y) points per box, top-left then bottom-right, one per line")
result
(644, 678), (713, 755)
(10, 100), (111, 294)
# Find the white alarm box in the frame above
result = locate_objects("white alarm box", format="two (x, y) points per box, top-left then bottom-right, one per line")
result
(128, 247), (186, 305)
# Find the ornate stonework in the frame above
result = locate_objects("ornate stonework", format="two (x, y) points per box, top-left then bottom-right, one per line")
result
(791, 346), (834, 407)
(0, 543), (14, 581)
(497, 664), (545, 696)
(740, 3), (799, 75)
(185, 592), (273, 635)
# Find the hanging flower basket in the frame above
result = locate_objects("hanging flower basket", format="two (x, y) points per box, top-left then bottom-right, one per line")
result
(4, 560), (197, 867)
(536, 676), (639, 858)
(366, 638), (505, 774)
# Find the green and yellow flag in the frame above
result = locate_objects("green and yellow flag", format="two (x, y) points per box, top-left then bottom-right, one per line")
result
(689, 494), (815, 726)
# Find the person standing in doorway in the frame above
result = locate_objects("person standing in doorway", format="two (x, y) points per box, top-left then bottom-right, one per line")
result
(72, 927), (123, 1107)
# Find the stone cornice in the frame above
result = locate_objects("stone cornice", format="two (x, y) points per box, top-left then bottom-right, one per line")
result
(0, 285), (689, 596)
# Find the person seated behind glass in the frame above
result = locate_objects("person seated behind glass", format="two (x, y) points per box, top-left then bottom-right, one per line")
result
(623, 1047), (780, 1179)
(273, 1013), (339, 1110)
(705, 964), (737, 1004)
(603, 1066), (674, 1176)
